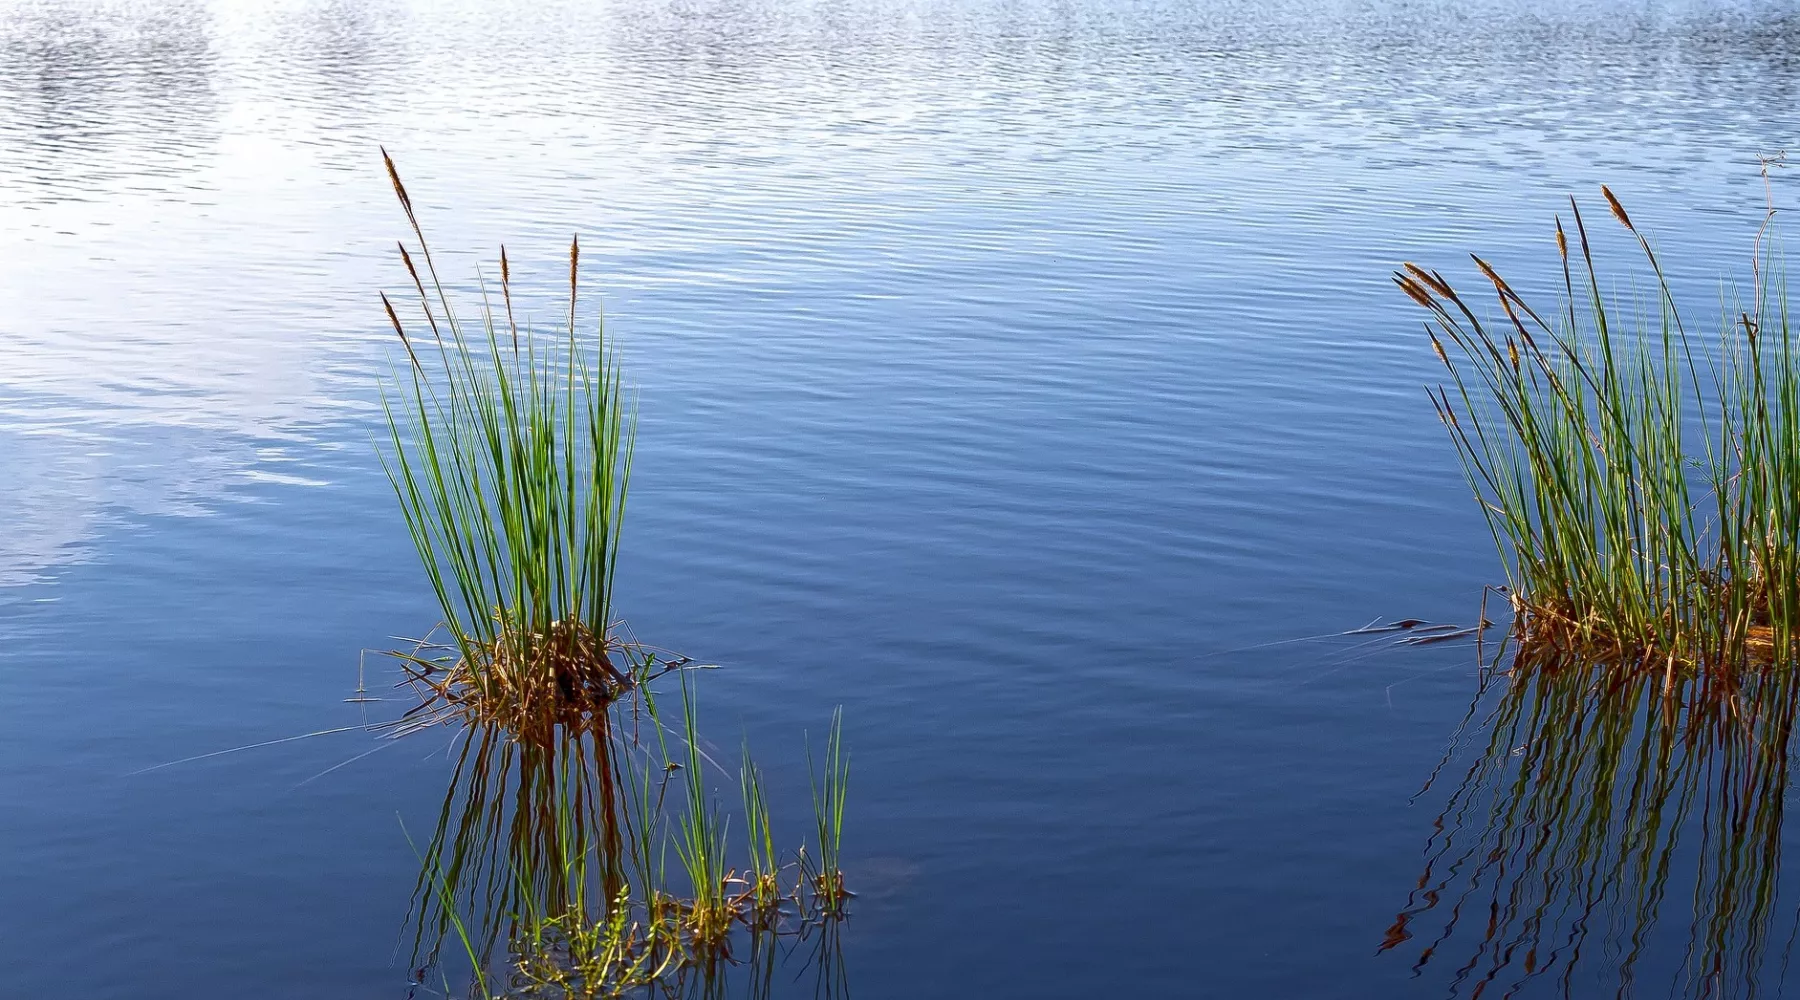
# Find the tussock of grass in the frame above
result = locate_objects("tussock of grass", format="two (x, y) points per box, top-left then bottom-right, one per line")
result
(375, 152), (853, 996)
(376, 149), (646, 742)
(1397, 180), (1800, 679)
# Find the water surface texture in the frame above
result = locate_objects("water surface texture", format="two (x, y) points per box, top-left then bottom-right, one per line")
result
(2, 0), (1799, 996)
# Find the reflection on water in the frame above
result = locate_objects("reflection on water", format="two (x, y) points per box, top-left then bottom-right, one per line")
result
(5, 0), (1800, 996)
(408, 722), (624, 971)
(0, 0), (219, 203)
(410, 707), (850, 998)
(1385, 645), (1800, 997)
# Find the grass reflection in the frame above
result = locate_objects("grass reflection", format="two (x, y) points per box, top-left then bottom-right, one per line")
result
(404, 682), (851, 999)
(1384, 640), (1800, 998)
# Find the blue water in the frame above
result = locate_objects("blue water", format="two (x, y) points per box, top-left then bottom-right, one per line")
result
(2, 0), (1798, 995)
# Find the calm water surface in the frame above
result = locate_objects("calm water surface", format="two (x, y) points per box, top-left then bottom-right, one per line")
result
(2, 0), (1799, 996)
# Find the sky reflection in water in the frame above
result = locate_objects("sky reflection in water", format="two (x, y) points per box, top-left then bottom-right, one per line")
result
(2, 0), (1800, 996)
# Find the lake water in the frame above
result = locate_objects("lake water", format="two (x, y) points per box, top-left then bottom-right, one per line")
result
(3, 0), (1799, 996)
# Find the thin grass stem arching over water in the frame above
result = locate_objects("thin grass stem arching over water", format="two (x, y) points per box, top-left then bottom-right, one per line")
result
(376, 149), (641, 741)
(1397, 182), (1800, 678)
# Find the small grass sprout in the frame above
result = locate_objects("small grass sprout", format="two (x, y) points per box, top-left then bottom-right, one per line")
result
(739, 743), (781, 921)
(804, 708), (851, 916)
(669, 680), (734, 952)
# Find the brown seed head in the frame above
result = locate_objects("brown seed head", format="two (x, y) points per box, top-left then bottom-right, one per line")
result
(1430, 332), (1449, 367)
(1601, 185), (1634, 231)
(398, 242), (421, 284)
(1555, 219), (1568, 261)
(381, 292), (420, 369)
(380, 291), (404, 338)
(381, 146), (413, 215)
(1472, 255), (1512, 296)
(1403, 262), (1454, 298)
(1397, 274), (1436, 310)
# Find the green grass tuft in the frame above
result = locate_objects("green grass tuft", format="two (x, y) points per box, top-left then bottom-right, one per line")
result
(1399, 181), (1800, 678)
(374, 155), (852, 995)
(804, 707), (851, 917)
(376, 149), (640, 741)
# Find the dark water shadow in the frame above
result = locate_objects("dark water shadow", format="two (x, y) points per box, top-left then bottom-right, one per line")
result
(1383, 642), (1800, 999)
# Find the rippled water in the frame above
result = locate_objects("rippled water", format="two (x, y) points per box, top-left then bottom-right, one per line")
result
(3, 0), (1799, 995)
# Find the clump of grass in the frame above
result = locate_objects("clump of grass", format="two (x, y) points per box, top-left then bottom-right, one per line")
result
(376, 149), (644, 742)
(1397, 180), (1800, 678)
(510, 885), (674, 998)
(509, 897), (847, 1000)
(375, 153), (853, 995)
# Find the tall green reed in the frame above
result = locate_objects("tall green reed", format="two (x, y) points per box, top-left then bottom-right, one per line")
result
(377, 149), (636, 736)
(1398, 185), (1800, 675)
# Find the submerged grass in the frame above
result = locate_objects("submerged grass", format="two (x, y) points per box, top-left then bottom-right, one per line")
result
(1397, 180), (1800, 677)
(407, 720), (625, 971)
(377, 149), (644, 742)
